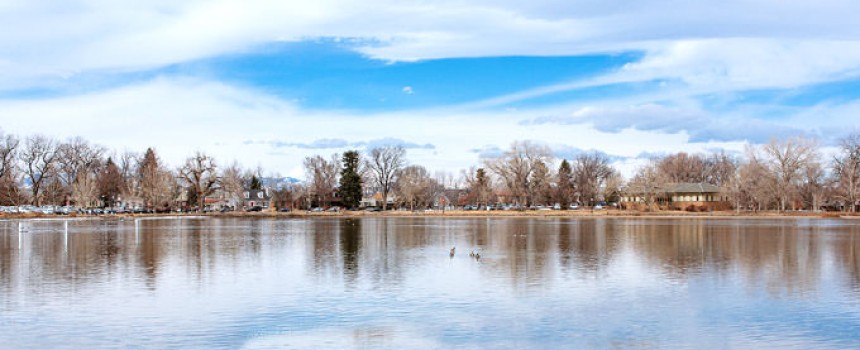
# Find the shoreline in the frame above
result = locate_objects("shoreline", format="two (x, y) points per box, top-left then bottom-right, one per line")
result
(3, 209), (859, 221)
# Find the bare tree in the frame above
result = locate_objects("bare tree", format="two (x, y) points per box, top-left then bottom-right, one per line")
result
(704, 151), (738, 187)
(366, 145), (406, 210)
(626, 159), (667, 209)
(658, 152), (706, 183)
(20, 135), (58, 206)
(738, 149), (777, 211)
(573, 151), (614, 206)
(758, 137), (819, 211)
(485, 141), (553, 206)
(219, 161), (245, 210)
(56, 137), (105, 206)
(178, 152), (220, 211)
(799, 160), (825, 211)
(304, 154), (341, 208)
(71, 167), (100, 208)
(0, 131), (18, 181)
(434, 170), (457, 189)
(833, 133), (860, 212)
(602, 171), (624, 204)
(118, 150), (140, 199)
(463, 167), (493, 207)
(396, 165), (433, 210)
(0, 131), (21, 205)
(138, 148), (175, 210)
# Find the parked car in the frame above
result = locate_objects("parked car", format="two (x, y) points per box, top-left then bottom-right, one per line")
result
(55, 206), (75, 215)
(278, 207), (291, 212)
(246, 206), (263, 212)
(310, 207), (324, 212)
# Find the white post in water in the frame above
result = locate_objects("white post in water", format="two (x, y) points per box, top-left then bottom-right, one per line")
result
(64, 220), (69, 253)
(135, 218), (140, 246)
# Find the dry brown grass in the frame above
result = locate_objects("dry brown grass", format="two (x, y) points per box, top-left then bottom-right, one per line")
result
(2, 209), (858, 220)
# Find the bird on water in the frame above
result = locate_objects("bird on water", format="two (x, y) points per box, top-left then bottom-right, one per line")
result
(449, 246), (456, 257)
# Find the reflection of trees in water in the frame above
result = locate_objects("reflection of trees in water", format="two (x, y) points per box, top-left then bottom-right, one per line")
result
(184, 221), (204, 283)
(626, 219), (823, 295)
(138, 222), (162, 290)
(0, 217), (857, 300)
(341, 218), (361, 286)
(476, 219), (555, 291)
(359, 219), (404, 289)
(308, 218), (406, 289)
(0, 223), (16, 295)
(310, 219), (340, 280)
(833, 224), (860, 292)
(732, 223), (821, 297)
(557, 219), (620, 277)
(628, 220), (709, 277)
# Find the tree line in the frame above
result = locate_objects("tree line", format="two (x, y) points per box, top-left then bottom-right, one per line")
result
(1, 129), (858, 212)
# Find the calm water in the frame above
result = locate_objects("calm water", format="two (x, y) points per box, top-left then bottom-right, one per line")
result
(2, 217), (860, 349)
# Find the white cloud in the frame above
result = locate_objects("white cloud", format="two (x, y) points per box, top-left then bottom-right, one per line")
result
(3, 1), (860, 90)
(2, 0), (859, 178)
(0, 77), (745, 178)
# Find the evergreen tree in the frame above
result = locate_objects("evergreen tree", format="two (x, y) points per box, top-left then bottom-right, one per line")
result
(340, 150), (363, 209)
(250, 175), (262, 190)
(474, 168), (491, 207)
(557, 159), (573, 209)
(139, 148), (159, 208)
(98, 157), (124, 207)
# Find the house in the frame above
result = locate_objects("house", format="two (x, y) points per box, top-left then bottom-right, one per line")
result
(433, 189), (469, 209)
(244, 188), (272, 209)
(622, 182), (728, 210)
(360, 186), (395, 208)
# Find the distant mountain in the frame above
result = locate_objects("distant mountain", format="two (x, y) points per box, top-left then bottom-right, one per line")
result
(261, 176), (302, 189)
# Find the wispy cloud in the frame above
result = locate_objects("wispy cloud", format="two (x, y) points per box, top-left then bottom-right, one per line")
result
(3, 1), (860, 90)
(248, 137), (435, 151)
(1, 0), (858, 179)
(520, 103), (811, 143)
(470, 145), (503, 159)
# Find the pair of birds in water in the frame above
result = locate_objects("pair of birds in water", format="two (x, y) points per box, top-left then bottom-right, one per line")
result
(449, 246), (481, 260)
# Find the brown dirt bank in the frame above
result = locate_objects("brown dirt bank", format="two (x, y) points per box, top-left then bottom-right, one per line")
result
(3, 210), (859, 220)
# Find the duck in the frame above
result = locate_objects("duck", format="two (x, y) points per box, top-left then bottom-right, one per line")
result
(449, 246), (456, 257)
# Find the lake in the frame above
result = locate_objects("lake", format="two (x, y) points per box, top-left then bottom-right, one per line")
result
(1, 217), (860, 349)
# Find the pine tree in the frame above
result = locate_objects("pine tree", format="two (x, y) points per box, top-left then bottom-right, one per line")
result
(557, 159), (573, 210)
(340, 150), (363, 209)
(250, 175), (262, 190)
(139, 148), (159, 208)
(474, 168), (491, 207)
(98, 157), (124, 208)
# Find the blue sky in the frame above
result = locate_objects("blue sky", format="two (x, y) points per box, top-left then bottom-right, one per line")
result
(2, 1), (860, 178)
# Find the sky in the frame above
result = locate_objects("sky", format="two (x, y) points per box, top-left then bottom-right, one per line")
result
(1, 0), (860, 179)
